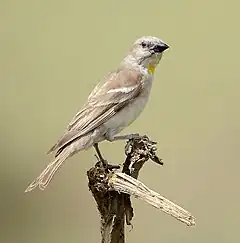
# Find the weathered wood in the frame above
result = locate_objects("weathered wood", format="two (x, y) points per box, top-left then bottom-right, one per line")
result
(87, 136), (195, 243)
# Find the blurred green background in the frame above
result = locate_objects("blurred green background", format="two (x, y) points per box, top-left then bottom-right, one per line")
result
(1, 0), (240, 242)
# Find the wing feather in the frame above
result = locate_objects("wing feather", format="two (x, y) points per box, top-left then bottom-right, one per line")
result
(48, 68), (143, 154)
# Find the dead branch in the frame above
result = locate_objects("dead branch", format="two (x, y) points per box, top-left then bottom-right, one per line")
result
(87, 136), (195, 243)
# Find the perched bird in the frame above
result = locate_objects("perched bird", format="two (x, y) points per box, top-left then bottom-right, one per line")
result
(25, 36), (169, 192)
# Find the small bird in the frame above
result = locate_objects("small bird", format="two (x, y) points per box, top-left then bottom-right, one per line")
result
(25, 36), (169, 192)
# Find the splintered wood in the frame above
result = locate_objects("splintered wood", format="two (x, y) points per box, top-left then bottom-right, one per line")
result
(88, 136), (195, 243)
(109, 172), (195, 226)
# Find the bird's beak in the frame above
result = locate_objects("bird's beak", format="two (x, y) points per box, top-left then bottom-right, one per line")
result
(152, 42), (169, 53)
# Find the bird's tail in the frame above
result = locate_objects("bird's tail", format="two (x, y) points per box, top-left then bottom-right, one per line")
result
(25, 149), (71, 193)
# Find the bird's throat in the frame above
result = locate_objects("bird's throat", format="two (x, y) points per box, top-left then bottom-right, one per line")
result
(147, 63), (156, 75)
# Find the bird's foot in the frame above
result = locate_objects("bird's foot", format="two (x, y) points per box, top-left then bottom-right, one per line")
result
(106, 163), (121, 170)
(126, 133), (140, 140)
(94, 155), (120, 170)
(93, 143), (120, 170)
(105, 133), (140, 142)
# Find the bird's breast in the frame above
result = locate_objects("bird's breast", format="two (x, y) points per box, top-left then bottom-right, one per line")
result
(103, 77), (153, 135)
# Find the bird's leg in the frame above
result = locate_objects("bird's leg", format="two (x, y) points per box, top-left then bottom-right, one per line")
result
(105, 133), (140, 142)
(93, 143), (107, 166)
(93, 143), (120, 170)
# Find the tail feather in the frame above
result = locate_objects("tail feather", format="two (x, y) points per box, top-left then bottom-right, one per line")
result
(25, 150), (71, 193)
(25, 133), (94, 193)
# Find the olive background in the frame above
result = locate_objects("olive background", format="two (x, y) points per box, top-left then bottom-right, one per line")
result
(1, 1), (239, 242)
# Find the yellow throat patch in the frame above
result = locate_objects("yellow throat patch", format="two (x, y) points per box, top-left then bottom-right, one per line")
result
(147, 63), (156, 75)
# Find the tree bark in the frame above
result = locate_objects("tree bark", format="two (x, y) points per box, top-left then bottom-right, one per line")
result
(87, 136), (195, 243)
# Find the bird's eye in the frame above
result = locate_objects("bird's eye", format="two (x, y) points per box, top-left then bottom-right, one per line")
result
(141, 42), (147, 48)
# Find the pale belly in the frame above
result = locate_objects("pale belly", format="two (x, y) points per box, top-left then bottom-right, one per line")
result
(103, 82), (152, 137)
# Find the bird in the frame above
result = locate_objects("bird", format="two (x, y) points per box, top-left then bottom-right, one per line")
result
(25, 36), (169, 192)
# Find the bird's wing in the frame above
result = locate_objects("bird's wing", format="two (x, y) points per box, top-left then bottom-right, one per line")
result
(48, 68), (144, 154)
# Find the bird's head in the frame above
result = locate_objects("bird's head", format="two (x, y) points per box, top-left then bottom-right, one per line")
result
(127, 36), (169, 75)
